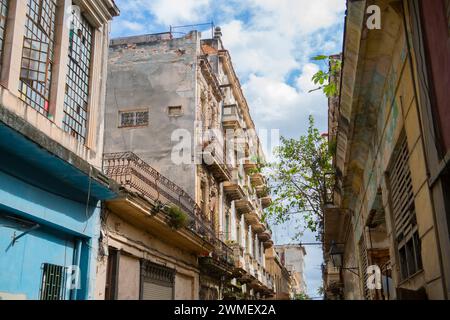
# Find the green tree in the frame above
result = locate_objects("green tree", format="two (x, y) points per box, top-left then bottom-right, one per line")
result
(310, 55), (341, 98)
(266, 115), (333, 240)
(294, 293), (311, 300)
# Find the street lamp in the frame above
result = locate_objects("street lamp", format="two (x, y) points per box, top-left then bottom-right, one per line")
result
(329, 241), (343, 268)
(328, 240), (359, 276)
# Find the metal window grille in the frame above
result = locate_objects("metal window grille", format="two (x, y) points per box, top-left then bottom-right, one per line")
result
(388, 136), (422, 280)
(358, 237), (370, 299)
(39, 263), (67, 300)
(19, 0), (56, 115)
(119, 110), (149, 127)
(63, 12), (93, 144)
(0, 0), (8, 69)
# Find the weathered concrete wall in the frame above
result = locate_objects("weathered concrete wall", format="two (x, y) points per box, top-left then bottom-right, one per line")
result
(105, 32), (200, 197)
(95, 211), (200, 300)
(338, 0), (446, 299)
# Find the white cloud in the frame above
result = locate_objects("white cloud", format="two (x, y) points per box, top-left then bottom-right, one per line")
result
(115, 20), (145, 33)
(117, 0), (211, 27)
(111, 0), (345, 299)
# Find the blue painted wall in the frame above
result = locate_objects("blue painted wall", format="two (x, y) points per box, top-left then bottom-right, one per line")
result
(0, 170), (101, 300)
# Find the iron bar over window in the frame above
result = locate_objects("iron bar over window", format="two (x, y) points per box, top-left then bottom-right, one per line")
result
(0, 0), (9, 70)
(19, 0), (56, 115)
(63, 11), (93, 143)
(39, 263), (67, 300)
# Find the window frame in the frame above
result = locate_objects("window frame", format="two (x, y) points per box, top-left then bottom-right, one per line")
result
(62, 9), (94, 144)
(118, 109), (150, 128)
(19, 0), (58, 115)
(386, 135), (423, 282)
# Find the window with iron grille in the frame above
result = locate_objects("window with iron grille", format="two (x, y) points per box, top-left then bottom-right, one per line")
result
(119, 110), (149, 128)
(39, 263), (67, 300)
(358, 236), (370, 299)
(388, 136), (422, 280)
(19, 0), (57, 115)
(63, 11), (93, 144)
(0, 0), (8, 69)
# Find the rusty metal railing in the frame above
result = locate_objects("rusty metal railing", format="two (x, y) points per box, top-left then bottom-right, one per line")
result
(103, 152), (233, 264)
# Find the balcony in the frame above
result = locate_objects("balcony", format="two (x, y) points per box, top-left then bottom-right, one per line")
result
(223, 169), (246, 200)
(260, 196), (272, 208)
(263, 239), (274, 249)
(199, 238), (235, 278)
(250, 172), (266, 187)
(252, 220), (266, 233)
(229, 242), (246, 276)
(258, 224), (272, 241)
(222, 104), (245, 129)
(255, 185), (269, 198)
(203, 136), (232, 182)
(235, 196), (255, 214)
(243, 159), (258, 174)
(103, 152), (217, 253)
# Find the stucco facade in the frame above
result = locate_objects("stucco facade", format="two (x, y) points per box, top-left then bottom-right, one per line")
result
(265, 247), (293, 300)
(103, 28), (275, 300)
(0, 0), (119, 300)
(324, 0), (450, 300)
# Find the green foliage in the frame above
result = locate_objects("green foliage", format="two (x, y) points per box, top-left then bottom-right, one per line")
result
(310, 55), (341, 98)
(165, 204), (190, 230)
(266, 115), (333, 240)
(317, 286), (325, 296)
(294, 293), (311, 300)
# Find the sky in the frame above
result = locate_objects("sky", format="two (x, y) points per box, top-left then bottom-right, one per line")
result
(111, 0), (346, 298)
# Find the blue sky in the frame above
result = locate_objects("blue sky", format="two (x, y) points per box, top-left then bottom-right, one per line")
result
(111, 0), (346, 298)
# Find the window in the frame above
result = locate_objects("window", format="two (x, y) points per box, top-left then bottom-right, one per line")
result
(225, 209), (230, 241)
(63, 11), (93, 144)
(237, 222), (241, 245)
(39, 263), (67, 300)
(200, 181), (207, 217)
(388, 136), (422, 280)
(19, 0), (57, 115)
(119, 110), (149, 128)
(358, 237), (370, 299)
(0, 0), (8, 69)
(168, 105), (182, 116)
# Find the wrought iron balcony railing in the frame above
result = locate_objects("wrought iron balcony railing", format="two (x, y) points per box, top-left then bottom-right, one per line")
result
(103, 152), (233, 262)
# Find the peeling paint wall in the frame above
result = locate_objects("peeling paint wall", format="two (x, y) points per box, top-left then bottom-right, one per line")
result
(105, 32), (200, 197)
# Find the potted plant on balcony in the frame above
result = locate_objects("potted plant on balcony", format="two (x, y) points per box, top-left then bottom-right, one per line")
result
(165, 204), (190, 230)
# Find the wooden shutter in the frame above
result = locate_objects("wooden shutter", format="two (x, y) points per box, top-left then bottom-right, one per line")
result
(388, 137), (415, 242)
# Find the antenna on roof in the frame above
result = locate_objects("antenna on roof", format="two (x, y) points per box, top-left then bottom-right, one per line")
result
(169, 21), (214, 38)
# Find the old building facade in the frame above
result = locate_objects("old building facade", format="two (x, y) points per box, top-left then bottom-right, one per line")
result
(101, 28), (274, 300)
(265, 247), (293, 300)
(0, 0), (119, 300)
(275, 245), (307, 297)
(324, 0), (450, 300)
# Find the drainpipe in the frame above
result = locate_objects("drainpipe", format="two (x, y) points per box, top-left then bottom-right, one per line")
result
(70, 239), (83, 300)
